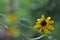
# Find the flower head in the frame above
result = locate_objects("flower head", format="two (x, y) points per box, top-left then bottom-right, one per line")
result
(7, 27), (20, 36)
(34, 15), (54, 34)
(9, 14), (17, 21)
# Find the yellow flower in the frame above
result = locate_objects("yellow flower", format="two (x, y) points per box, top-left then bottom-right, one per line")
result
(34, 15), (54, 34)
(9, 14), (17, 21)
(7, 27), (20, 36)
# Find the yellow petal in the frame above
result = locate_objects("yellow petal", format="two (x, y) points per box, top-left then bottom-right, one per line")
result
(46, 17), (51, 22)
(39, 26), (42, 32)
(41, 15), (45, 20)
(43, 27), (48, 34)
(36, 22), (40, 24)
(34, 24), (40, 29)
(47, 25), (54, 30)
(37, 19), (41, 22)
(48, 21), (54, 24)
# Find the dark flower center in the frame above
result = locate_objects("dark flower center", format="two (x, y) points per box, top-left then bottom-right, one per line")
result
(41, 21), (46, 26)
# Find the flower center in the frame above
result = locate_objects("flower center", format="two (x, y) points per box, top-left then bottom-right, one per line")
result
(41, 21), (46, 26)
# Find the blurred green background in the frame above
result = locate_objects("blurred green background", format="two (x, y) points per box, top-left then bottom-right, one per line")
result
(0, 0), (60, 40)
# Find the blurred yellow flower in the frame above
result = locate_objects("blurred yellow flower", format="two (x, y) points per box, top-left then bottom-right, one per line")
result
(34, 15), (54, 34)
(7, 27), (20, 36)
(9, 14), (17, 21)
